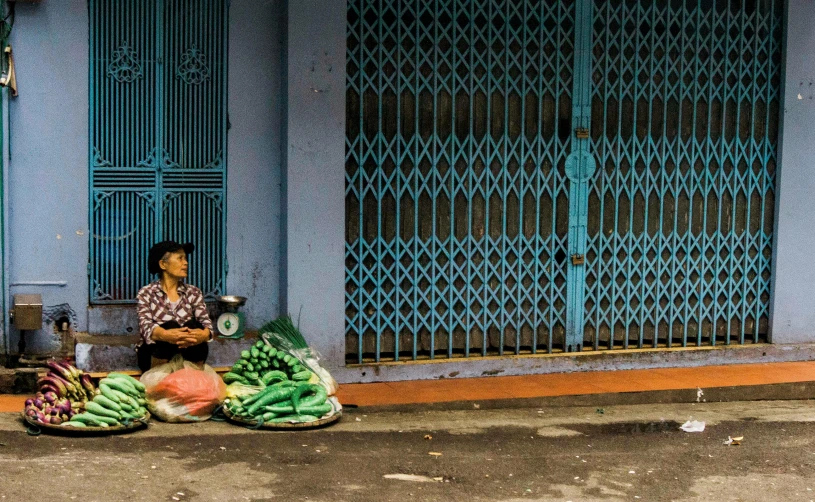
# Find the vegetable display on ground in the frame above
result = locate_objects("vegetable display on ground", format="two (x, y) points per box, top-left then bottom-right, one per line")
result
(24, 361), (149, 429)
(64, 373), (148, 428)
(221, 317), (340, 426)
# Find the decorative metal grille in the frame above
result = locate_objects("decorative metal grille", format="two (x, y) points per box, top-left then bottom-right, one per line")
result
(346, 0), (780, 363)
(584, 0), (781, 348)
(90, 0), (228, 303)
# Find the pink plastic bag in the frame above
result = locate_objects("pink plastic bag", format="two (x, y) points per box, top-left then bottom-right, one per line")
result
(141, 355), (226, 422)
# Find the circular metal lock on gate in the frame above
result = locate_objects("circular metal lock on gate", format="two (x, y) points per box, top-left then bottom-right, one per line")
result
(564, 150), (597, 183)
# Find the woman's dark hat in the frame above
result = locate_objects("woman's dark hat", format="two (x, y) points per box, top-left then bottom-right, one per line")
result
(148, 241), (195, 274)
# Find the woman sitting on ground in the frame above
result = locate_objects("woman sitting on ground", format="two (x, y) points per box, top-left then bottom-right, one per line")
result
(136, 241), (214, 372)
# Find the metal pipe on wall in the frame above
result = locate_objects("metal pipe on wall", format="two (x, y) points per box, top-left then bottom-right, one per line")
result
(1, 63), (9, 359)
(9, 281), (67, 287)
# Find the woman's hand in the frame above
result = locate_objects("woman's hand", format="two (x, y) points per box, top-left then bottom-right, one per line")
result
(152, 326), (210, 348)
(177, 328), (211, 348)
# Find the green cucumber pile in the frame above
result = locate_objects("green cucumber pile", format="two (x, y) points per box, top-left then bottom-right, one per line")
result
(62, 373), (148, 428)
(224, 381), (331, 424)
(221, 339), (315, 387)
(222, 339), (335, 424)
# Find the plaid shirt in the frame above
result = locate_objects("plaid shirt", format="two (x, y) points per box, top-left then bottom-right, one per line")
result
(136, 280), (213, 345)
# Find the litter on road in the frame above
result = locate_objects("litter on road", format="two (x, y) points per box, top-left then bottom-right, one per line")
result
(383, 474), (440, 483)
(679, 420), (706, 432)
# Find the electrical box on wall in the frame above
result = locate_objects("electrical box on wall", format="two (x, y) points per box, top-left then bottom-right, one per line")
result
(11, 294), (42, 330)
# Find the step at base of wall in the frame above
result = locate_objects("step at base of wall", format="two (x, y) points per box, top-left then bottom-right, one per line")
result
(0, 368), (41, 394)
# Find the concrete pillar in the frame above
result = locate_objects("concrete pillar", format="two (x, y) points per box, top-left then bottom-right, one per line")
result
(282, 0), (347, 369)
(226, 0), (284, 329)
(770, 0), (815, 343)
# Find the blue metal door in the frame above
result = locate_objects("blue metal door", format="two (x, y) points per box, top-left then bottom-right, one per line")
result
(89, 0), (228, 303)
(345, 0), (780, 363)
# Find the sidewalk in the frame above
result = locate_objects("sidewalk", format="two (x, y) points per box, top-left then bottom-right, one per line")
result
(2, 360), (814, 413)
(334, 360), (815, 409)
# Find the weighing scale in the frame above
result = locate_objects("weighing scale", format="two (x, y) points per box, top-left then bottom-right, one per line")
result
(216, 295), (247, 339)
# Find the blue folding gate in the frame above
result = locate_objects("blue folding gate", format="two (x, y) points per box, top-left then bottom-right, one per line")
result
(345, 0), (781, 363)
(89, 0), (228, 303)
(584, 0), (780, 349)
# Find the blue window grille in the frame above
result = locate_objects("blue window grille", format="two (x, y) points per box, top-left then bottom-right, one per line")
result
(345, 0), (781, 363)
(89, 0), (228, 303)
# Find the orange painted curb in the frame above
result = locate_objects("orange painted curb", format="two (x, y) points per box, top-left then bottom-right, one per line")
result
(334, 361), (815, 407)
(4, 361), (814, 413)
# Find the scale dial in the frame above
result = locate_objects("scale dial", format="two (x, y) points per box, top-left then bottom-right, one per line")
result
(217, 312), (241, 337)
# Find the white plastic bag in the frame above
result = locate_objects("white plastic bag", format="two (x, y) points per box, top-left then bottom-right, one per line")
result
(679, 420), (706, 433)
(260, 332), (339, 395)
(291, 347), (339, 396)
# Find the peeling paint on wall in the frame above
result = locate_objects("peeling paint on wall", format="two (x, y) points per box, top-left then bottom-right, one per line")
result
(42, 303), (77, 330)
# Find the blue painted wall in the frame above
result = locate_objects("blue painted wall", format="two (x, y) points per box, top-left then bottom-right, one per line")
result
(282, 0), (347, 372)
(3, 0), (284, 354)
(769, 0), (815, 344)
(7, 1), (89, 354)
(226, 0), (284, 330)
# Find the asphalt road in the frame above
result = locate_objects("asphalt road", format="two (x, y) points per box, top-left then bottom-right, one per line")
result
(0, 400), (813, 502)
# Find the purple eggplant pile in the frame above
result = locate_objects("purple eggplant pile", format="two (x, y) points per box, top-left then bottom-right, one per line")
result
(24, 360), (98, 427)
(38, 360), (96, 403)
(24, 391), (76, 425)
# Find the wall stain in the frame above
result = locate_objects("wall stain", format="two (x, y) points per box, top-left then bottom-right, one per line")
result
(481, 369), (504, 376)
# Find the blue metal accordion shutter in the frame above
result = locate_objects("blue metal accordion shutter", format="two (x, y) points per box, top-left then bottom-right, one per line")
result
(90, 0), (227, 303)
(583, 0), (781, 349)
(346, 0), (781, 363)
(346, 0), (576, 362)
